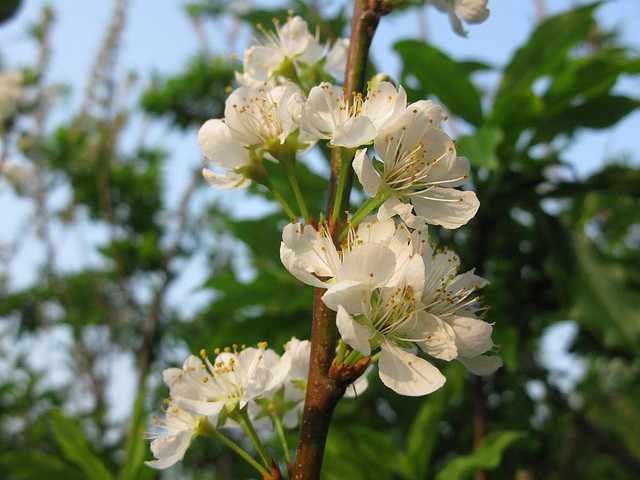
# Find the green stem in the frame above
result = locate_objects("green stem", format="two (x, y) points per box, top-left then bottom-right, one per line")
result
(234, 408), (271, 468)
(274, 416), (293, 464)
(330, 148), (356, 224)
(370, 351), (381, 364)
(341, 190), (391, 238)
(209, 427), (268, 475)
(284, 163), (311, 222)
(335, 339), (348, 366)
(268, 183), (299, 221)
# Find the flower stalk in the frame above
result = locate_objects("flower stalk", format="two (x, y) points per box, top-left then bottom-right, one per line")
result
(233, 408), (272, 469)
(209, 426), (269, 476)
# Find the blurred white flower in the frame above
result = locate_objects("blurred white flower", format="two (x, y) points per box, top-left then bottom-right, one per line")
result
(0, 70), (24, 126)
(428, 0), (490, 36)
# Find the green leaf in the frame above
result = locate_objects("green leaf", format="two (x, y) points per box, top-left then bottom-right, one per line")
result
(0, 450), (84, 480)
(435, 431), (527, 480)
(569, 233), (640, 355)
(543, 49), (640, 108)
(494, 3), (598, 111)
(401, 363), (466, 479)
(49, 410), (112, 480)
(323, 424), (402, 480)
(532, 95), (640, 143)
(492, 3), (598, 132)
(395, 40), (483, 126)
(118, 385), (155, 480)
(457, 126), (503, 170)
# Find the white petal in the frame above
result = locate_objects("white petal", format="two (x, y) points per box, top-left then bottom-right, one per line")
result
(162, 367), (184, 387)
(280, 222), (338, 287)
(355, 217), (396, 243)
(426, 155), (470, 188)
(279, 243), (327, 289)
(448, 10), (467, 36)
(283, 406), (302, 429)
(202, 169), (250, 190)
(353, 149), (381, 197)
(332, 116), (377, 148)
(411, 188), (480, 228)
(450, 316), (494, 357)
(409, 100), (446, 125)
(459, 354), (502, 375)
(325, 38), (349, 77)
(339, 243), (396, 286)
(414, 313), (458, 361)
(363, 82), (406, 130)
(174, 397), (225, 418)
(198, 119), (250, 169)
(146, 429), (193, 470)
(280, 338), (310, 383)
(322, 280), (369, 314)
(377, 197), (412, 222)
(336, 305), (374, 356)
(277, 16), (310, 57)
(378, 343), (446, 396)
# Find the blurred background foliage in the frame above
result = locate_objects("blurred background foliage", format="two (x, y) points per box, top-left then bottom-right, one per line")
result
(1, 0), (639, 479)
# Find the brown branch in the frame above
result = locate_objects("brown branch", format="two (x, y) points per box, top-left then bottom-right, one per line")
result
(292, 2), (393, 479)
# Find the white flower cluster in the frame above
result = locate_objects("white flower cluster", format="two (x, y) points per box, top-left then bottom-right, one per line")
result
(195, 14), (499, 401)
(170, 8), (497, 473)
(146, 339), (368, 469)
(281, 217), (501, 397)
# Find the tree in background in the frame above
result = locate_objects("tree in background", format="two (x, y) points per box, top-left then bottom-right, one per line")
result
(1, 1), (639, 479)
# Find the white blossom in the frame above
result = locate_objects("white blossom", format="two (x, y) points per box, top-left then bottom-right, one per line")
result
(280, 217), (415, 291)
(293, 81), (407, 148)
(163, 343), (282, 426)
(353, 101), (479, 229)
(199, 82), (310, 189)
(236, 16), (348, 87)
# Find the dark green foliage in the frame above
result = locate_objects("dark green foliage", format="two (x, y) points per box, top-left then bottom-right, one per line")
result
(142, 55), (235, 129)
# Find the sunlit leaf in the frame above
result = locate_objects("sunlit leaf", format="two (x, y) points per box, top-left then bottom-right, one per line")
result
(49, 410), (112, 480)
(395, 40), (483, 126)
(436, 431), (527, 480)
